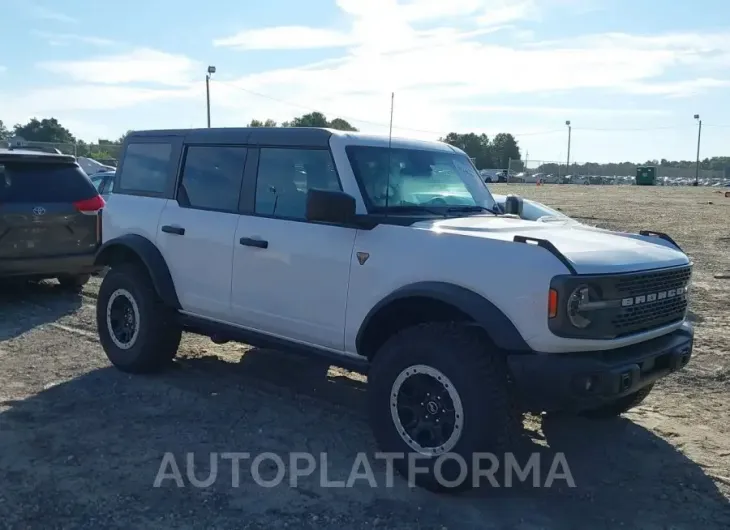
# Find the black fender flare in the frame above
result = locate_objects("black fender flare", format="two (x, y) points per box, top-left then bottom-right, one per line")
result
(95, 234), (181, 309)
(355, 281), (532, 355)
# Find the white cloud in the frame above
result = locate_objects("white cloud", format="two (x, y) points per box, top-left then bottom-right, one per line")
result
(2, 85), (195, 113)
(214, 0), (530, 52)
(28, 4), (77, 24)
(31, 31), (118, 47)
(213, 26), (353, 50)
(622, 78), (730, 98)
(476, 1), (537, 26)
(449, 105), (670, 116)
(37, 49), (200, 86)
(6, 0), (730, 149)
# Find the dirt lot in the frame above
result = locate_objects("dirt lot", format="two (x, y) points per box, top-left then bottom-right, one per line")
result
(0, 184), (728, 529)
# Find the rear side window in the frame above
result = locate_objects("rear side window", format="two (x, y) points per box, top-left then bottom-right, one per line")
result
(178, 145), (247, 213)
(118, 143), (173, 194)
(0, 162), (97, 203)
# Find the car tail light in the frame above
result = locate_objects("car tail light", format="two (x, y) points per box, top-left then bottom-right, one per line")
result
(73, 195), (105, 215)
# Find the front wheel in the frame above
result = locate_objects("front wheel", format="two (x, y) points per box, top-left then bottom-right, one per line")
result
(96, 263), (182, 374)
(368, 322), (519, 493)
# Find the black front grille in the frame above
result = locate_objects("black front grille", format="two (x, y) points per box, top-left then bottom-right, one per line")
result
(609, 265), (691, 337)
(614, 266), (692, 297)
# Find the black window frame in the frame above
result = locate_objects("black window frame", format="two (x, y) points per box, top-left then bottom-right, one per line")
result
(244, 145), (344, 223)
(174, 144), (249, 215)
(114, 137), (182, 199)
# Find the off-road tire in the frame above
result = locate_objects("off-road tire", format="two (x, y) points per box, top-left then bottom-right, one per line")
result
(580, 384), (654, 419)
(368, 322), (519, 493)
(97, 263), (182, 374)
(57, 274), (91, 293)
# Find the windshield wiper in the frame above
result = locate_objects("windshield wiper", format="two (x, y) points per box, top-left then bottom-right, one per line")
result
(446, 205), (500, 216)
(374, 205), (449, 218)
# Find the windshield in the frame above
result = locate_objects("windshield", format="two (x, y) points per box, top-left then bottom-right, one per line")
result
(346, 145), (496, 213)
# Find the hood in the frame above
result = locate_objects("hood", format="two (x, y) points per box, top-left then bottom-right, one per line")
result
(415, 215), (689, 275)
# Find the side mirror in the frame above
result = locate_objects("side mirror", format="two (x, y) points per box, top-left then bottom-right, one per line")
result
(504, 194), (523, 216)
(305, 189), (356, 224)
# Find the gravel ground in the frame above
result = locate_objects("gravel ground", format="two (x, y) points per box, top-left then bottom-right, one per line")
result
(0, 184), (728, 529)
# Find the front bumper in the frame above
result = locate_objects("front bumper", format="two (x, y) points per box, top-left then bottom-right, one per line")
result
(507, 323), (693, 413)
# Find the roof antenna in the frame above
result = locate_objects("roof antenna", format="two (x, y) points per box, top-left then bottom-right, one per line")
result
(384, 92), (394, 215)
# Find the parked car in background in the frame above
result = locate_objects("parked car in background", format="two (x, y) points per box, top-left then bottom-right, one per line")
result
(0, 148), (105, 291)
(90, 170), (116, 198)
(77, 156), (116, 176)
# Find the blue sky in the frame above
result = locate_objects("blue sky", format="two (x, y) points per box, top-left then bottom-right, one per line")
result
(0, 0), (728, 163)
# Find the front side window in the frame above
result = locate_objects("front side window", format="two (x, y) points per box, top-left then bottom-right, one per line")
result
(178, 146), (247, 213)
(346, 146), (496, 214)
(118, 142), (172, 194)
(254, 148), (341, 220)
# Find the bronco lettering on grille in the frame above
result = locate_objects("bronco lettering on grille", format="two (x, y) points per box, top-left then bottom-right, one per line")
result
(621, 285), (689, 307)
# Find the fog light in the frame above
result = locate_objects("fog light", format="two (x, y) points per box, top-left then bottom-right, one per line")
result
(620, 372), (632, 391)
(577, 375), (597, 393)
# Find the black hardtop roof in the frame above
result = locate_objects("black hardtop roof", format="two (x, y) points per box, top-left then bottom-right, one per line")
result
(0, 148), (77, 164)
(127, 127), (336, 148)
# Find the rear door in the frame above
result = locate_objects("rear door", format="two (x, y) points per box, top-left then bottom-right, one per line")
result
(0, 160), (103, 259)
(156, 144), (248, 321)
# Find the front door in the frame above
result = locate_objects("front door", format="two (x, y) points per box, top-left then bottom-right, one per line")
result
(231, 146), (356, 351)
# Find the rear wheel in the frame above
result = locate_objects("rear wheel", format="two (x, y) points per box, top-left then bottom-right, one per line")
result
(97, 263), (182, 373)
(368, 322), (519, 493)
(58, 273), (90, 293)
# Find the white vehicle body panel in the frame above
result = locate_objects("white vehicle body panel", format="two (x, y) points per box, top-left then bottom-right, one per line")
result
(231, 215), (357, 352)
(156, 200), (238, 321)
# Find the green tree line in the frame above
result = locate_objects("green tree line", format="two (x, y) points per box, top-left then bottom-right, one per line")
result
(3, 115), (726, 173)
(533, 158), (730, 176)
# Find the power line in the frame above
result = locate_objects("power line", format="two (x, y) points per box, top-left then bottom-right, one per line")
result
(215, 80), (569, 137)
(214, 80), (730, 136)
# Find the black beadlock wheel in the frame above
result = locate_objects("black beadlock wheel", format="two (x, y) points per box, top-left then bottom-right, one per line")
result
(367, 322), (520, 493)
(580, 384), (654, 419)
(96, 263), (182, 374)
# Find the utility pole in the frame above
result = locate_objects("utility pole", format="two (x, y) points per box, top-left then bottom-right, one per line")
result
(694, 114), (702, 186)
(206, 66), (216, 128)
(565, 120), (572, 173)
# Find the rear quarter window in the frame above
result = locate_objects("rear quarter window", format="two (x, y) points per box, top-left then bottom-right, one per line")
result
(118, 142), (173, 194)
(0, 162), (97, 202)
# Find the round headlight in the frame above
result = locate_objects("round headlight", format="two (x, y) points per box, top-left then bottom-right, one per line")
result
(567, 285), (593, 329)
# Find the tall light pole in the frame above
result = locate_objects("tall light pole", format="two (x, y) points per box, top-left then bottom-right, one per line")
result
(694, 114), (702, 186)
(565, 120), (572, 174)
(206, 66), (216, 128)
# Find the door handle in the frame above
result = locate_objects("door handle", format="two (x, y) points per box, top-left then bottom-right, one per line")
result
(161, 225), (185, 236)
(239, 237), (268, 249)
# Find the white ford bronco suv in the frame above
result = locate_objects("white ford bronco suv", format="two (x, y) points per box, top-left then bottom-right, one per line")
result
(95, 127), (693, 492)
